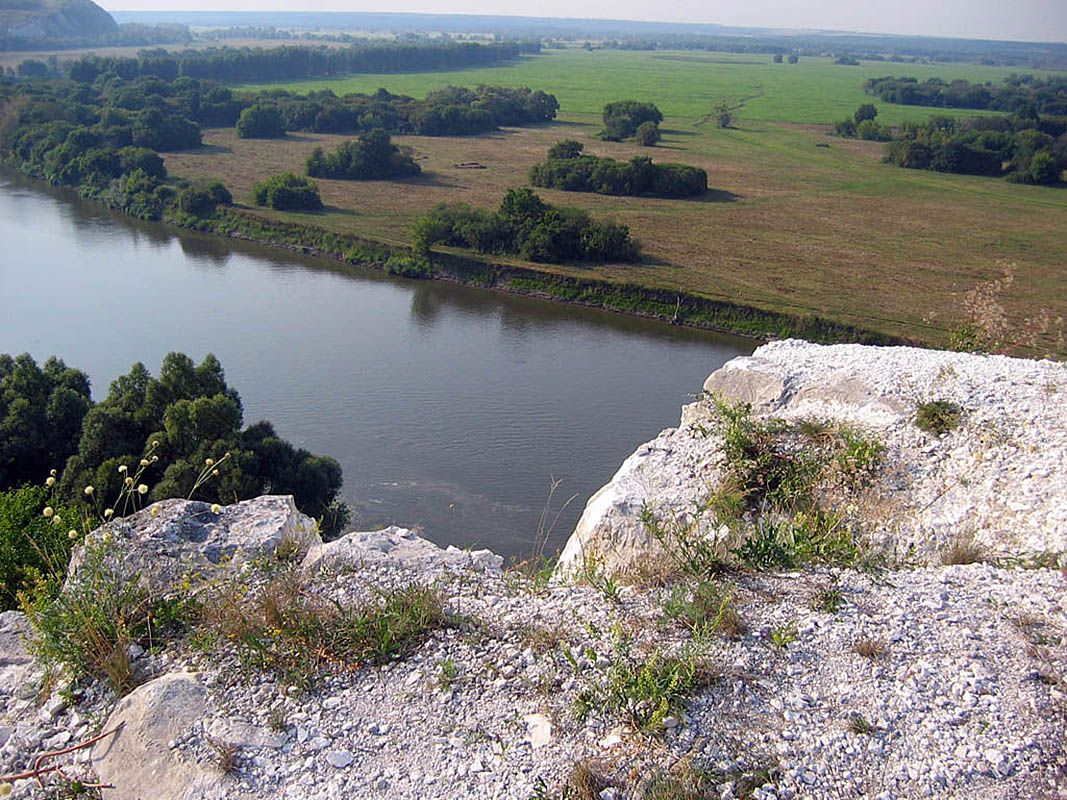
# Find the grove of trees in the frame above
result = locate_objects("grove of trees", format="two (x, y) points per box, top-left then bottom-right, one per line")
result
(0, 352), (345, 537)
(599, 100), (662, 141)
(306, 128), (420, 180)
(412, 187), (640, 264)
(864, 74), (1067, 115)
(250, 173), (323, 210)
(529, 141), (707, 198)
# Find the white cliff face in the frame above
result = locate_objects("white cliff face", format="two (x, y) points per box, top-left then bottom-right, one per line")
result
(557, 340), (1067, 577)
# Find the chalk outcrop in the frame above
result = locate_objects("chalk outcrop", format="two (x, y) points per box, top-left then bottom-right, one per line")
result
(0, 0), (117, 39)
(557, 339), (1067, 577)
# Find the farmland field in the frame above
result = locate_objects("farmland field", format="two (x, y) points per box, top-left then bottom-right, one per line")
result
(163, 48), (1067, 350)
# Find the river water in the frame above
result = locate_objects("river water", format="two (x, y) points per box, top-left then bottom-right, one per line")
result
(0, 169), (753, 558)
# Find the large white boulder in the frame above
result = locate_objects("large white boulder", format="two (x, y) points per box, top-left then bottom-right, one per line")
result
(557, 340), (1067, 577)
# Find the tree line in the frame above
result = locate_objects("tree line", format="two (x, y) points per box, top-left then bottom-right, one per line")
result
(64, 41), (526, 84)
(863, 74), (1067, 115)
(833, 102), (1067, 184)
(529, 141), (707, 198)
(412, 188), (640, 264)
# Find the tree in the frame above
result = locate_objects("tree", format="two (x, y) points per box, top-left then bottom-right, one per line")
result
(787, 54), (799, 64)
(854, 104), (878, 124)
(715, 100), (732, 129)
(635, 121), (661, 146)
(250, 173), (322, 211)
(547, 140), (584, 159)
(600, 100), (662, 141)
(236, 103), (286, 139)
(773, 54), (783, 64)
(306, 128), (420, 180)
(1028, 150), (1062, 184)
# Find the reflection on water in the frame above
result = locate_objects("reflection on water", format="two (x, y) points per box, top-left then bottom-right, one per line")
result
(0, 167), (754, 557)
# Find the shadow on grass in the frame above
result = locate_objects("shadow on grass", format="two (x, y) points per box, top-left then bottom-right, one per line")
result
(692, 188), (742, 203)
(660, 129), (696, 137)
(192, 144), (233, 155)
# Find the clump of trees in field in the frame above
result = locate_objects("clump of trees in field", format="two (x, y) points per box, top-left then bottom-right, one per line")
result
(0, 352), (346, 550)
(529, 141), (707, 198)
(236, 103), (286, 139)
(864, 74), (1067, 115)
(250, 173), (323, 211)
(306, 128), (420, 180)
(598, 100), (663, 141)
(834, 104), (892, 141)
(412, 188), (640, 264)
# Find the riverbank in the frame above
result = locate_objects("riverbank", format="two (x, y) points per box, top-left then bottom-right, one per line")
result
(175, 203), (905, 347)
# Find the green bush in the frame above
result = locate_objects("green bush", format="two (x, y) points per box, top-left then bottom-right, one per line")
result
(0, 485), (76, 610)
(250, 173), (323, 211)
(236, 103), (286, 139)
(178, 181), (233, 217)
(306, 128), (420, 180)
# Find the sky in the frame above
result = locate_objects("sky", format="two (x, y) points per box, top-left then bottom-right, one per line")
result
(95, 1), (1067, 44)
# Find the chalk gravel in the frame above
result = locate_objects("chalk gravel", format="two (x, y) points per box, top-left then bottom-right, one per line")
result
(1, 549), (1064, 800)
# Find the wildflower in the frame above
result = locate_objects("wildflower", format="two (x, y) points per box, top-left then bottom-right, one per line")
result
(45, 476), (55, 487)
(43, 507), (54, 518)
(104, 508), (114, 519)
(49, 468), (57, 477)
(125, 476), (134, 486)
(68, 529), (78, 540)
(152, 440), (159, 447)
(211, 503), (222, 514)
(212, 469), (220, 476)
(52, 515), (62, 525)
(140, 459), (150, 467)
(152, 455), (159, 462)
(205, 458), (214, 467)
(137, 484), (148, 495)
(84, 485), (94, 496)
(150, 505), (160, 517)
(118, 465), (127, 474)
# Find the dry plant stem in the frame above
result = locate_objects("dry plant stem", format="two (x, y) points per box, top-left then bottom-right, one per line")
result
(0, 723), (123, 788)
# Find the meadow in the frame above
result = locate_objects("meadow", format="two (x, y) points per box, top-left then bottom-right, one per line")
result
(163, 48), (1067, 350)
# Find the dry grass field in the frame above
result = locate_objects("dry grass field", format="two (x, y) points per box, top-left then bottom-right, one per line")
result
(165, 111), (1067, 349)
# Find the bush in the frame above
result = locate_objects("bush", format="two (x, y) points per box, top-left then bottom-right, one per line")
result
(178, 181), (232, 217)
(250, 173), (323, 211)
(0, 485), (75, 610)
(599, 100), (662, 141)
(635, 120), (661, 146)
(530, 150), (706, 198)
(915, 400), (963, 435)
(236, 103), (286, 139)
(306, 128), (420, 180)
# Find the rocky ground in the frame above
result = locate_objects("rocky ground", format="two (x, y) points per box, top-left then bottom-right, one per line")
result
(0, 520), (1064, 800)
(1, 341), (1065, 800)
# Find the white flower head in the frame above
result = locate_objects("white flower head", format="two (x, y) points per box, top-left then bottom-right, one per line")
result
(83, 485), (94, 496)
(45, 476), (55, 487)
(68, 529), (78, 540)
(118, 465), (127, 474)
(104, 508), (114, 519)
(211, 503), (222, 514)
(137, 484), (148, 495)
(42, 507), (54, 519)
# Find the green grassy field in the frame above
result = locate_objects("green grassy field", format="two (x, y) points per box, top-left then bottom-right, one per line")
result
(246, 48), (1062, 125)
(180, 48), (1067, 351)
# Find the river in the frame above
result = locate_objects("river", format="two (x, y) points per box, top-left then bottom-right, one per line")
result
(0, 168), (753, 558)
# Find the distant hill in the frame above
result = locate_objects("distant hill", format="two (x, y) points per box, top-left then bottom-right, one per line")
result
(0, 0), (117, 40)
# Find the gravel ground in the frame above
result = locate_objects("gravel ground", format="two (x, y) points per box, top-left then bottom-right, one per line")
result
(1, 540), (1064, 800)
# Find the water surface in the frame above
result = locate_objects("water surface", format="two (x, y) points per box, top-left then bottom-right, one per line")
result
(0, 169), (754, 557)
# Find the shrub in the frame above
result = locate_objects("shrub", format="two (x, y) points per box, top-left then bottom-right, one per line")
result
(635, 120), (661, 146)
(236, 103), (285, 139)
(306, 128), (420, 180)
(250, 172), (323, 211)
(178, 181), (232, 217)
(0, 485), (76, 610)
(599, 100), (662, 141)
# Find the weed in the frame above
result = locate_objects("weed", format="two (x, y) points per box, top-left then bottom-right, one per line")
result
(811, 584), (844, 614)
(576, 631), (717, 734)
(20, 538), (164, 695)
(205, 733), (240, 773)
(770, 621), (798, 650)
(853, 637), (889, 660)
(202, 568), (452, 687)
(661, 580), (746, 639)
(519, 622), (567, 654)
(915, 400), (963, 435)
(644, 760), (717, 800)
(940, 535), (986, 566)
(267, 708), (287, 732)
(437, 658), (459, 691)
(640, 503), (732, 580)
(847, 713), (875, 735)
(566, 760), (612, 800)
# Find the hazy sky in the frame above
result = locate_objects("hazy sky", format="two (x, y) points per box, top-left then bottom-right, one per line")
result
(96, 1), (1067, 44)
